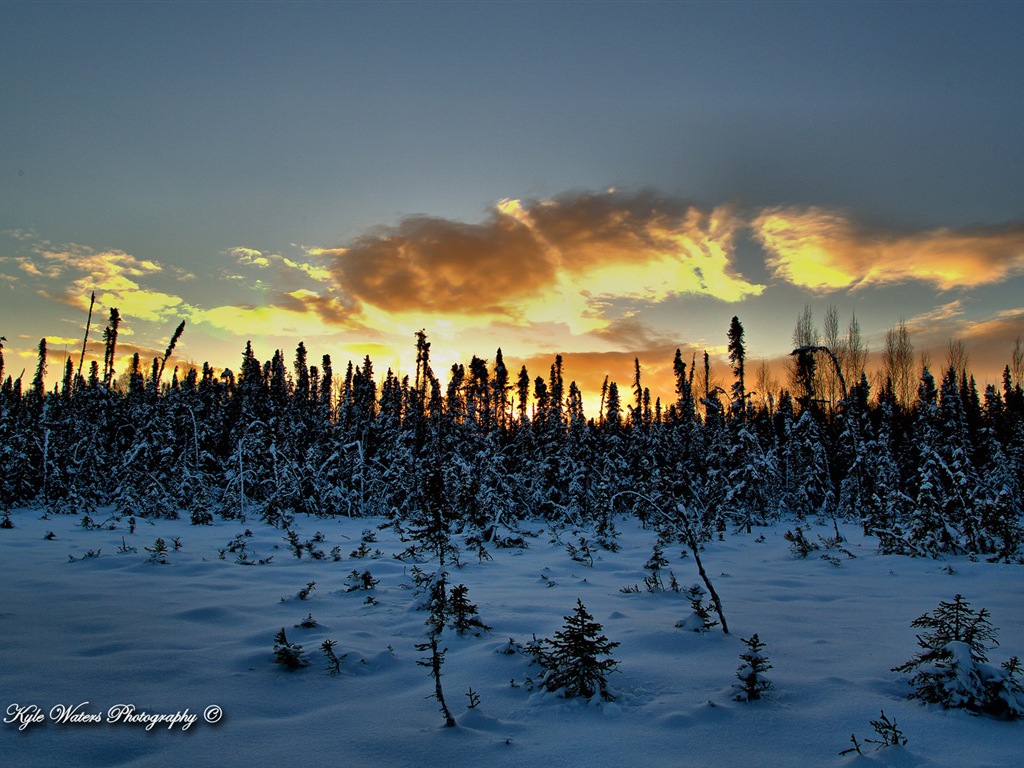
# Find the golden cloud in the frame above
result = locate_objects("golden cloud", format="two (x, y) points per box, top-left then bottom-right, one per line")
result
(189, 302), (354, 341)
(16, 244), (187, 323)
(753, 207), (1024, 291)
(319, 191), (763, 331)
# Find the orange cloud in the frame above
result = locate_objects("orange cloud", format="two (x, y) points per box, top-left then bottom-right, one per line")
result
(319, 213), (552, 315)
(316, 190), (763, 330)
(753, 207), (1024, 291)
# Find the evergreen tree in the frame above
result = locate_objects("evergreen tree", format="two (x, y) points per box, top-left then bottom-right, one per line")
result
(893, 595), (1024, 718)
(536, 599), (620, 701)
(733, 634), (773, 702)
(273, 628), (308, 669)
(727, 316), (747, 419)
(448, 584), (491, 636)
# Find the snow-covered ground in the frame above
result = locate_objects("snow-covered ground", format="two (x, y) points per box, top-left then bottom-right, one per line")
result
(1, 509), (1021, 767)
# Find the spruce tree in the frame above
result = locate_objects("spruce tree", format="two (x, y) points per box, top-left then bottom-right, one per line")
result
(727, 316), (747, 419)
(893, 595), (1024, 718)
(733, 633), (773, 702)
(273, 628), (308, 669)
(537, 599), (620, 701)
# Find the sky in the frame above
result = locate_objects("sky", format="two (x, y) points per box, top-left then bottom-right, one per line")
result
(2, 1), (1024, 412)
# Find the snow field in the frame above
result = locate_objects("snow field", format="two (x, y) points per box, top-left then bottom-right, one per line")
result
(1, 509), (1021, 767)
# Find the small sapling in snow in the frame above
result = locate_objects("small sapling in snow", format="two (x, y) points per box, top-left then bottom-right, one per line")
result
(117, 536), (137, 553)
(273, 628), (308, 669)
(784, 526), (819, 558)
(345, 569), (379, 592)
(145, 537), (170, 564)
(565, 537), (594, 567)
(675, 583), (719, 632)
(892, 594), (1024, 719)
(733, 634), (773, 702)
(532, 599), (620, 701)
(496, 637), (524, 655)
(321, 639), (346, 674)
(284, 529), (304, 558)
(449, 584), (491, 636)
(465, 535), (493, 563)
(642, 543), (681, 593)
(841, 710), (909, 755)
(416, 634), (456, 727)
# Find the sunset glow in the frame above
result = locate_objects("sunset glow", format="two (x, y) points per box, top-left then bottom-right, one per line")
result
(2, 2), (1023, 413)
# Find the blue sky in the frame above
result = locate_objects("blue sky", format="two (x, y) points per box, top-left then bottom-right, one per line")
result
(3, 1), (1023, 406)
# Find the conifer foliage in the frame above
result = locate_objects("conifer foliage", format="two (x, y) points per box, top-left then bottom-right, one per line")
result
(534, 599), (620, 701)
(3, 315), (1024, 563)
(273, 628), (308, 669)
(733, 634), (773, 702)
(892, 595), (1024, 719)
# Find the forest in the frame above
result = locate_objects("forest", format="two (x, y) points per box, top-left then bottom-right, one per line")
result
(3, 306), (1023, 564)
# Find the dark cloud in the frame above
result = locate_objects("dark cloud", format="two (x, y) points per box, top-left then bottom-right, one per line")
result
(320, 189), (760, 319)
(329, 213), (552, 315)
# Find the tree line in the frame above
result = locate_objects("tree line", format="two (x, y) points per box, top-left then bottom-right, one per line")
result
(1, 310), (1023, 560)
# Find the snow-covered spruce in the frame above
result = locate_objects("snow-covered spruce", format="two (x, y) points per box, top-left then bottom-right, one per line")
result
(531, 599), (620, 702)
(892, 594), (1024, 719)
(272, 628), (308, 670)
(675, 583), (719, 632)
(733, 633), (773, 702)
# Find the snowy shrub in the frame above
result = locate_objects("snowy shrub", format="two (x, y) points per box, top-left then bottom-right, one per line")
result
(345, 569), (379, 592)
(733, 633), (773, 702)
(566, 537), (594, 566)
(415, 633), (456, 727)
(349, 541), (380, 559)
(496, 637), (524, 655)
(273, 628), (307, 669)
(67, 548), (101, 562)
(840, 710), (908, 756)
(493, 534), (528, 550)
(145, 537), (170, 564)
(642, 543), (680, 592)
(320, 639), (346, 674)
(784, 526), (819, 558)
(190, 508), (213, 526)
(675, 583), (719, 632)
(449, 584), (491, 636)
(1, 511), (13, 529)
(532, 599), (620, 701)
(892, 594), (1024, 719)
(865, 710), (908, 748)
